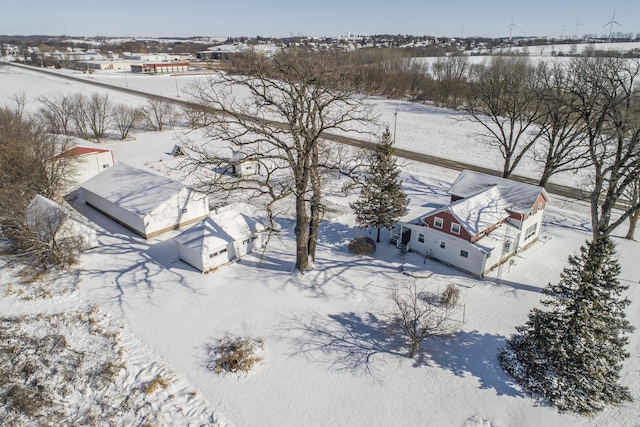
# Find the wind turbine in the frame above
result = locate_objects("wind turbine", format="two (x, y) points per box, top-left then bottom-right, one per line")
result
(604, 10), (620, 42)
(574, 19), (582, 39)
(507, 16), (517, 41)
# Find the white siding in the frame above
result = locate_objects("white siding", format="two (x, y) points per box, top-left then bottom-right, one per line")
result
(516, 211), (543, 248)
(83, 188), (146, 235)
(145, 189), (209, 236)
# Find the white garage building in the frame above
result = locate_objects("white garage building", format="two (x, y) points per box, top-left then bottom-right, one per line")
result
(174, 208), (267, 272)
(81, 162), (209, 239)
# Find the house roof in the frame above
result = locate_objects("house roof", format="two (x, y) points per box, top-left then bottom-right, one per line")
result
(81, 162), (188, 217)
(59, 146), (111, 157)
(174, 209), (265, 252)
(51, 136), (112, 159)
(27, 194), (96, 237)
(423, 170), (547, 237)
(448, 170), (547, 215)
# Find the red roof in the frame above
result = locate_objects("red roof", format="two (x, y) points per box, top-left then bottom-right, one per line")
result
(58, 146), (110, 157)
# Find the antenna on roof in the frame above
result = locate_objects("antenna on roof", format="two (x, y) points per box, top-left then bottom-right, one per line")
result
(604, 10), (620, 42)
(507, 16), (516, 41)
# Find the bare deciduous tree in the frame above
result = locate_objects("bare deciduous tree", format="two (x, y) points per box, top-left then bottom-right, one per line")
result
(624, 176), (640, 240)
(466, 56), (546, 178)
(533, 61), (589, 187)
(180, 48), (373, 272)
(84, 92), (111, 142)
(142, 98), (176, 131)
(111, 103), (141, 140)
(0, 107), (77, 233)
(383, 277), (462, 359)
(37, 92), (76, 135)
(568, 56), (640, 240)
(431, 54), (469, 109)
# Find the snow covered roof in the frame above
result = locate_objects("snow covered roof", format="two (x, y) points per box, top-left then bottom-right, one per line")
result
(81, 162), (188, 217)
(174, 209), (265, 252)
(448, 170), (547, 215)
(434, 186), (508, 236)
(27, 194), (96, 237)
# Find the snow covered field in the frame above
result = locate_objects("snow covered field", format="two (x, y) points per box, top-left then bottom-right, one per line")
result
(1, 65), (639, 426)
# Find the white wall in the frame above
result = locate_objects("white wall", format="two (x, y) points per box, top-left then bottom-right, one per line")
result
(84, 188), (146, 236)
(515, 210), (543, 249)
(145, 189), (209, 237)
(74, 151), (114, 185)
(400, 223), (486, 277)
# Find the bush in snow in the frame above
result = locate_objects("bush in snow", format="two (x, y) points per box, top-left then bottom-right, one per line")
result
(207, 335), (264, 374)
(440, 283), (460, 308)
(383, 276), (462, 358)
(499, 238), (634, 413)
(348, 236), (376, 256)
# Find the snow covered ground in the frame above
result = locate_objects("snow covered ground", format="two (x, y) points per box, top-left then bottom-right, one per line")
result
(0, 65), (639, 426)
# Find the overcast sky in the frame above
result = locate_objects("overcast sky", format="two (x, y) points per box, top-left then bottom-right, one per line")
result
(4, 0), (639, 39)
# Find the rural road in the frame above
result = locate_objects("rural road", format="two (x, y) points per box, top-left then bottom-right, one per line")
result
(8, 63), (591, 203)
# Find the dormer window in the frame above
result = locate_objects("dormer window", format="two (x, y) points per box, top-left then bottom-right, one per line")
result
(451, 223), (461, 235)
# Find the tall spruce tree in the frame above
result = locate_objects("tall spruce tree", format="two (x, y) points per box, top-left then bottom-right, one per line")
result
(350, 127), (409, 242)
(499, 238), (634, 413)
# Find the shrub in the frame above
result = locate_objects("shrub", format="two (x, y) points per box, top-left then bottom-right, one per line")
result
(207, 335), (264, 374)
(348, 236), (376, 256)
(440, 283), (460, 308)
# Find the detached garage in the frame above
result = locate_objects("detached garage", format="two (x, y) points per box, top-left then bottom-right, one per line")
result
(81, 162), (209, 239)
(174, 209), (267, 272)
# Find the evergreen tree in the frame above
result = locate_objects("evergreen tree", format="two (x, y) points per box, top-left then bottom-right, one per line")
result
(499, 238), (634, 413)
(350, 127), (409, 242)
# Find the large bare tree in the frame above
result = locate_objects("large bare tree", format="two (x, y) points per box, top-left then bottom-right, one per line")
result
(181, 48), (373, 272)
(533, 61), (589, 187)
(466, 56), (546, 178)
(0, 107), (76, 234)
(111, 103), (142, 140)
(567, 56), (640, 241)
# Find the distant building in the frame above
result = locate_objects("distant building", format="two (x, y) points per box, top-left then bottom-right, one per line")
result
(130, 62), (189, 73)
(54, 138), (115, 186)
(391, 170), (548, 277)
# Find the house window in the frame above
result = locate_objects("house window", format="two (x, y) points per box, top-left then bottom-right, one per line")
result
(524, 223), (537, 240)
(460, 250), (469, 258)
(418, 233), (424, 243)
(537, 202), (543, 213)
(440, 241), (446, 249)
(451, 223), (461, 235)
(434, 217), (443, 229)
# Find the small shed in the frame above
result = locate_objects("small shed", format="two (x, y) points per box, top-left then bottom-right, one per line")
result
(174, 209), (267, 272)
(81, 162), (209, 239)
(55, 138), (115, 185)
(27, 195), (99, 251)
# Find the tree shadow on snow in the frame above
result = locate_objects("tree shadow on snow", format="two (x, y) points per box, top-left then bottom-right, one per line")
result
(280, 311), (408, 382)
(425, 330), (524, 397)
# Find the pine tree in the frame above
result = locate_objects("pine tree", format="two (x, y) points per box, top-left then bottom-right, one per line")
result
(499, 238), (634, 413)
(350, 127), (409, 242)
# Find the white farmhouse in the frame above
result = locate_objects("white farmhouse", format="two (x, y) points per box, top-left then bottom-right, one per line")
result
(391, 170), (548, 277)
(81, 162), (209, 239)
(174, 208), (267, 272)
(27, 195), (99, 251)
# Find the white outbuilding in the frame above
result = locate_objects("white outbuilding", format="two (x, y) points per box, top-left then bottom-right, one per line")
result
(55, 137), (115, 186)
(27, 194), (99, 251)
(81, 162), (209, 239)
(174, 208), (267, 272)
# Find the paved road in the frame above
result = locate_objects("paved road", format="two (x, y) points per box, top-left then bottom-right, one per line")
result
(9, 63), (591, 202)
